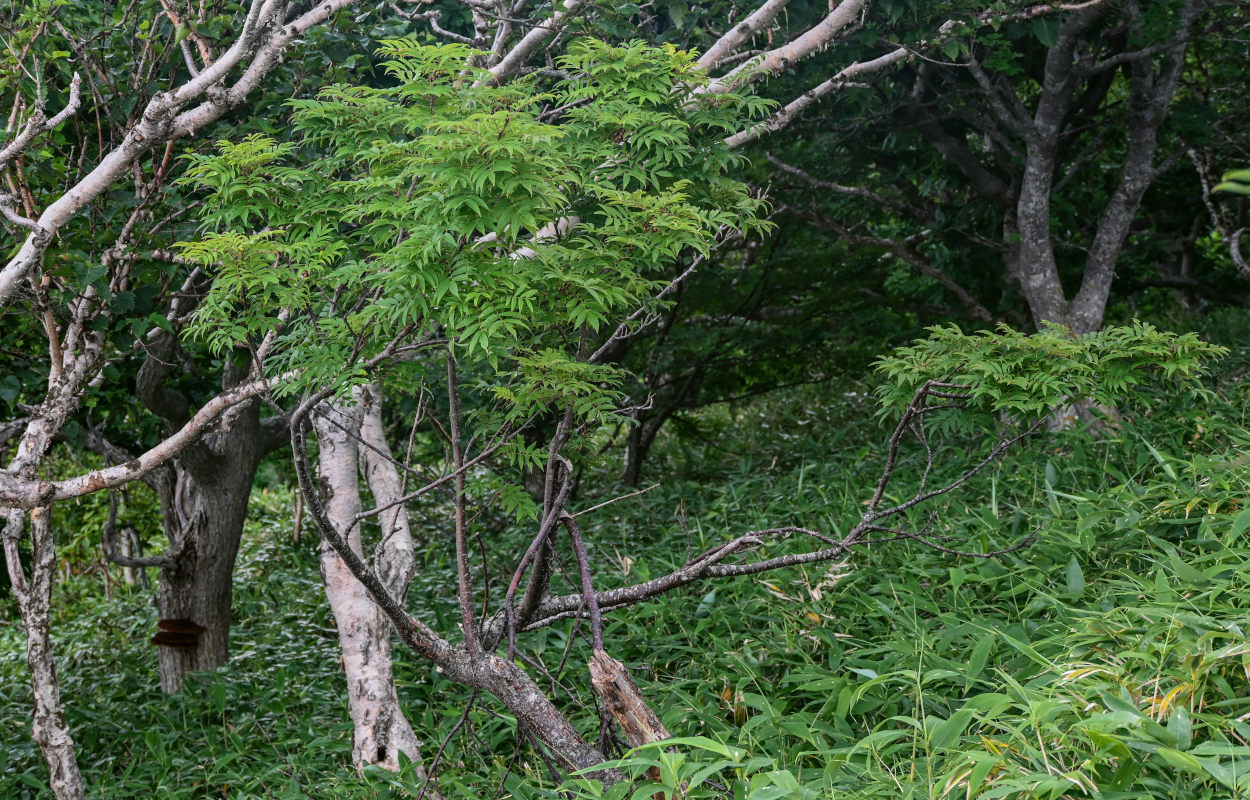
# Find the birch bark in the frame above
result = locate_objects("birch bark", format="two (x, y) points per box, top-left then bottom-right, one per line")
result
(2, 508), (85, 800)
(312, 391), (426, 773)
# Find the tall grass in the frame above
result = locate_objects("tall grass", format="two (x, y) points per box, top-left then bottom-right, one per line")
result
(3, 325), (1248, 799)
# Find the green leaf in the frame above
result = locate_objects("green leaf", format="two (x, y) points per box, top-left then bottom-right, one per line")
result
(966, 636), (994, 682)
(930, 708), (974, 749)
(1167, 706), (1192, 751)
(1166, 547), (1210, 587)
(1065, 555), (1085, 596)
(1212, 181), (1250, 195)
(1232, 508), (1250, 539)
(1032, 16), (1060, 46)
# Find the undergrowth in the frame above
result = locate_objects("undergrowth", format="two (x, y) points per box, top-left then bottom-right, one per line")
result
(2, 320), (1249, 799)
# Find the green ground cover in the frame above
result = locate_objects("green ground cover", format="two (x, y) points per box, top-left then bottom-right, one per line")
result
(3, 320), (1249, 800)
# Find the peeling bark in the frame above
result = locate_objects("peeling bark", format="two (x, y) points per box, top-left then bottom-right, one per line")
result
(0, 333), (103, 797)
(3, 509), (85, 800)
(589, 650), (670, 748)
(313, 392), (426, 773)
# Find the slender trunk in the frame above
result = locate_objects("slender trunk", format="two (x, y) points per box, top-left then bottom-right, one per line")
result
(1, 348), (101, 799)
(1011, 13), (1092, 330)
(3, 508), (86, 800)
(313, 393), (425, 772)
(622, 410), (671, 487)
(292, 489), (303, 544)
(119, 527), (138, 586)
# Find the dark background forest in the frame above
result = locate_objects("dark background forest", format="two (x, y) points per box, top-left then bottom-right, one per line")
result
(2, 1), (1249, 798)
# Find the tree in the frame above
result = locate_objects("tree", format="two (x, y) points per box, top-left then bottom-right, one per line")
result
(1, 0), (1164, 792)
(767, 0), (1210, 337)
(180, 38), (1223, 789)
(0, 1), (382, 794)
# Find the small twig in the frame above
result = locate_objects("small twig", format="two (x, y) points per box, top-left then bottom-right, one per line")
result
(561, 512), (604, 651)
(571, 483), (659, 518)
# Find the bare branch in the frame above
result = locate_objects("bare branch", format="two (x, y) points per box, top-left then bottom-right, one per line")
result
(0, 73), (82, 172)
(0, 371), (297, 508)
(0, 0), (365, 305)
(495, 463), (576, 656)
(724, 48), (909, 148)
(696, 0), (792, 75)
(483, 0), (586, 86)
(705, 0), (868, 94)
(767, 153), (914, 216)
(562, 513), (604, 651)
(0, 192), (42, 232)
(571, 483), (658, 519)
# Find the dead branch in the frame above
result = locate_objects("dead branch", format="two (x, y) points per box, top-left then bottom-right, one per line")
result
(0, 74), (82, 172)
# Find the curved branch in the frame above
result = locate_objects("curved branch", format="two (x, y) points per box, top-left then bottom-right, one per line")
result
(0, 0), (364, 305)
(0, 74), (82, 172)
(100, 493), (175, 569)
(0, 372), (295, 508)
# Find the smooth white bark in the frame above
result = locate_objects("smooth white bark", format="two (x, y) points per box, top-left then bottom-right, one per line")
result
(313, 395), (426, 773)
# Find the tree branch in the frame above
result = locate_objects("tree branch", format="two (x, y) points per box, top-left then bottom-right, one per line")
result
(696, 0), (792, 75)
(0, 0), (364, 305)
(725, 47), (909, 148)
(0, 372), (296, 508)
(0, 73), (82, 172)
(706, 0), (869, 95)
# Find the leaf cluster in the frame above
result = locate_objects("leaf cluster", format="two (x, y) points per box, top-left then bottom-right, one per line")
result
(178, 40), (769, 424)
(874, 322), (1226, 430)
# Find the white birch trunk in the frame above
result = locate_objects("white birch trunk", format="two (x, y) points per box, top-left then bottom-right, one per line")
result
(3, 508), (85, 800)
(312, 394), (425, 774)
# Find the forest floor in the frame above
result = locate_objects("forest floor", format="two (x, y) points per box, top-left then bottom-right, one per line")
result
(3, 318), (1250, 799)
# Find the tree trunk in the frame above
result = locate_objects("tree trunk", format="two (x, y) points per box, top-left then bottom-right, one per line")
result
(118, 527), (139, 586)
(3, 508), (86, 800)
(623, 405), (676, 487)
(1, 349), (102, 800)
(313, 392), (425, 772)
(153, 434), (262, 692)
(1010, 2), (1200, 336)
(135, 335), (289, 693)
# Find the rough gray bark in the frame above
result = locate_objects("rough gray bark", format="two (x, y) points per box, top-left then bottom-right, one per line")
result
(1006, 1), (1203, 334)
(135, 335), (286, 692)
(0, 1), (395, 792)
(151, 440), (264, 692)
(313, 390), (425, 772)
